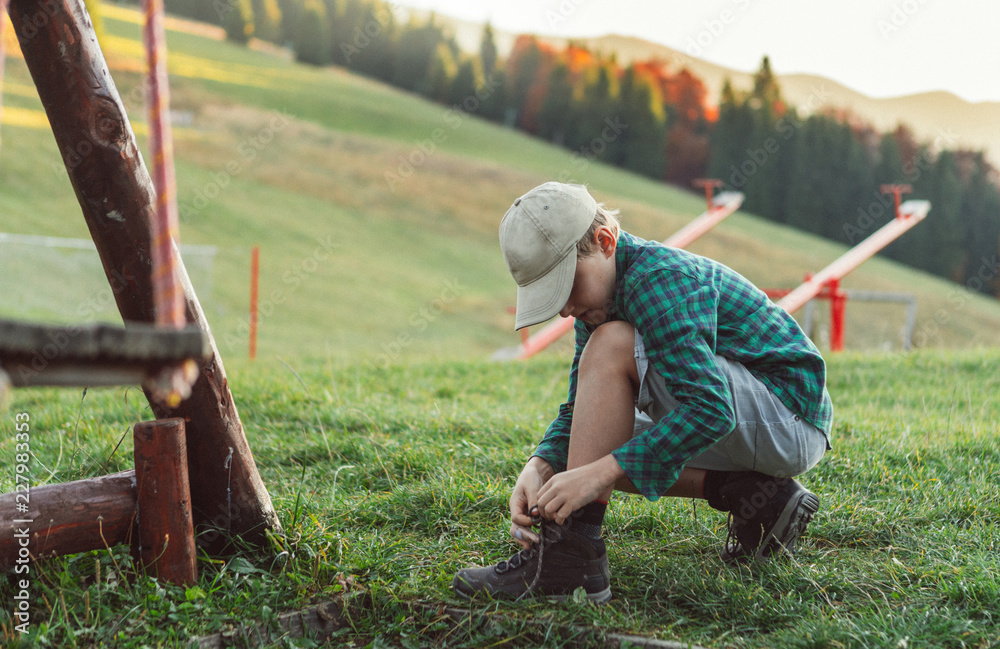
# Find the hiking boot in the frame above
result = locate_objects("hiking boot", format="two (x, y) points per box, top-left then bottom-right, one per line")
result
(452, 512), (611, 603)
(716, 473), (819, 565)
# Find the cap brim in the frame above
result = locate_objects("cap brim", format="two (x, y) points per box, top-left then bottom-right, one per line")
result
(513, 250), (576, 330)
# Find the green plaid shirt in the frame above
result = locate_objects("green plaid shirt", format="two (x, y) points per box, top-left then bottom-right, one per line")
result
(533, 231), (834, 499)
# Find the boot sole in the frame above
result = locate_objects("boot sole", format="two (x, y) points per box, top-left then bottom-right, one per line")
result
(753, 489), (820, 564)
(452, 577), (612, 604)
(544, 586), (612, 604)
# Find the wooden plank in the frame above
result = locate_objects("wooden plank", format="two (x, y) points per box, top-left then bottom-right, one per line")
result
(0, 319), (209, 387)
(134, 418), (197, 586)
(7, 0), (281, 552)
(0, 471), (137, 570)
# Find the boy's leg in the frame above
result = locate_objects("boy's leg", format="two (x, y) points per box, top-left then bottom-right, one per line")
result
(567, 320), (706, 498)
(453, 321), (640, 603)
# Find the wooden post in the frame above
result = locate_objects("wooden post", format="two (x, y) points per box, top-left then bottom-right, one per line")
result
(0, 471), (136, 570)
(134, 418), (197, 585)
(8, 0), (281, 552)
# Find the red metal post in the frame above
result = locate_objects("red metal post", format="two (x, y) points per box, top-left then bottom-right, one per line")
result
(880, 184), (912, 220)
(692, 178), (724, 211)
(776, 200), (929, 314)
(249, 245), (259, 360)
(828, 278), (846, 352)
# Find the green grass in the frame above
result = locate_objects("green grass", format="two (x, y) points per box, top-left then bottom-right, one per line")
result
(1, 4), (999, 363)
(2, 350), (999, 647)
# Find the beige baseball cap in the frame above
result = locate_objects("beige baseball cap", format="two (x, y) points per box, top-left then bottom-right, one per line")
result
(499, 182), (597, 330)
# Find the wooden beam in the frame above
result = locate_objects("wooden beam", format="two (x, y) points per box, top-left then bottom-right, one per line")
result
(0, 319), (210, 387)
(134, 419), (197, 586)
(7, 0), (281, 552)
(0, 471), (137, 570)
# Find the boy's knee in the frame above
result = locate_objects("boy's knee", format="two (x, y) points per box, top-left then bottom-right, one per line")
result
(580, 321), (636, 372)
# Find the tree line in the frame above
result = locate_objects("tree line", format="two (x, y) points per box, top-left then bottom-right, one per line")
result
(708, 58), (1000, 295)
(127, 0), (1000, 298)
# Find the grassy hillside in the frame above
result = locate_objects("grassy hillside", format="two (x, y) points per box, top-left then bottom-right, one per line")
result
(1, 3), (998, 366)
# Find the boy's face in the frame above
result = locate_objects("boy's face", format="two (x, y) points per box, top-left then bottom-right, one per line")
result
(558, 226), (617, 326)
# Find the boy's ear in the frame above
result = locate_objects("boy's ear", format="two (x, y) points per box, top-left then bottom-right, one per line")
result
(596, 226), (616, 257)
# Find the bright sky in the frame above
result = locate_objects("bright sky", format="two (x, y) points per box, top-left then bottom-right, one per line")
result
(391, 0), (1000, 104)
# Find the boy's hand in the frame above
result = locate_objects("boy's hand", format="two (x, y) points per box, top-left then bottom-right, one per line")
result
(536, 455), (623, 524)
(508, 457), (553, 549)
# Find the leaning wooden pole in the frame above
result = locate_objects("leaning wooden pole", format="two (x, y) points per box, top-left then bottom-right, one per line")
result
(8, 0), (280, 552)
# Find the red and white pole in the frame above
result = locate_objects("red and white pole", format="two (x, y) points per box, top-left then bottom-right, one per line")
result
(143, 0), (195, 405)
(144, 0), (183, 327)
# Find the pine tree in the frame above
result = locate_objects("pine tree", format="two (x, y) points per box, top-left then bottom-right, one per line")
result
(294, 0), (329, 65)
(958, 154), (1000, 295)
(707, 80), (754, 190)
(392, 15), (456, 95)
(251, 0), (282, 43)
(614, 66), (666, 178)
(447, 57), (481, 109)
(223, 0), (255, 44)
(912, 149), (965, 279)
(536, 62), (573, 144)
(480, 22), (498, 79)
(277, 0), (302, 44)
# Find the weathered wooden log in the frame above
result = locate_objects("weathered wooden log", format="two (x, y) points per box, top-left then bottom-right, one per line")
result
(0, 318), (210, 388)
(0, 471), (136, 570)
(134, 418), (197, 585)
(8, 0), (280, 552)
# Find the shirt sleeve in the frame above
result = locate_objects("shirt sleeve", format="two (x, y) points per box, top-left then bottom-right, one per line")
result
(531, 319), (590, 472)
(613, 273), (736, 499)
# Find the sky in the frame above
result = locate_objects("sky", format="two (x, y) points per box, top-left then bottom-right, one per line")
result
(390, 0), (1000, 104)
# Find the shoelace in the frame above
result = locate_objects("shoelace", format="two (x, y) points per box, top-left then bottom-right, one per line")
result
(513, 508), (566, 602)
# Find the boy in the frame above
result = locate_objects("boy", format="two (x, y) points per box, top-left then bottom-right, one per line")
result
(452, 182), (833, 603)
